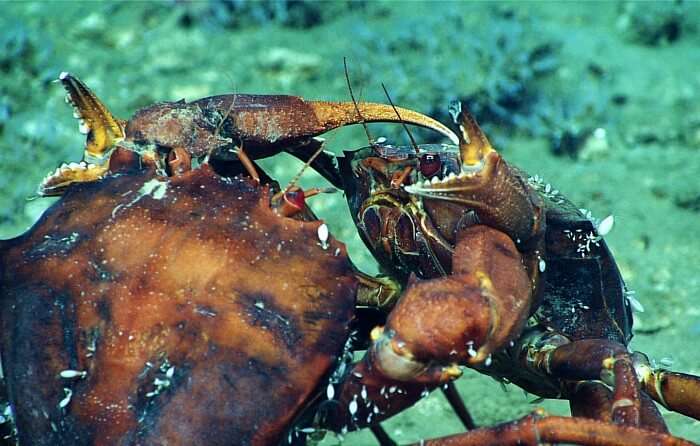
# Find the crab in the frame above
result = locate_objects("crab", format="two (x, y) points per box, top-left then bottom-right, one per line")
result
(0, 74), (448, 445)
(0, 74), (697, 446)
(325, 100), (700, 445)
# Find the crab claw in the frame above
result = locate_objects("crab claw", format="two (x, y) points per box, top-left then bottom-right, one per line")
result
(403, 102), (542, 246)
(40, 73), (126, 196)
(401, 102), (502, 205)
(308, 100), (460, 145)
(449, 100), (495, 168)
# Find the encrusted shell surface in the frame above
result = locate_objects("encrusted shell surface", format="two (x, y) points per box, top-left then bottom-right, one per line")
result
(0, 166), (357, 445)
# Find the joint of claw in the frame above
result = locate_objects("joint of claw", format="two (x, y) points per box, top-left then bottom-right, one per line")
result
(369, 328), (427, 382)
(442, 364), (463, 380)
(611, 398), (635, 411)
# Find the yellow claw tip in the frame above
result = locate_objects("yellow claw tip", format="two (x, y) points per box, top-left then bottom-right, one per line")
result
(443, 364), (463, 379)
(370, 326), (384, 342)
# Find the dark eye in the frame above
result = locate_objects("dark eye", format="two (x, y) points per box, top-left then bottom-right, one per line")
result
(419, 153), (442, 177)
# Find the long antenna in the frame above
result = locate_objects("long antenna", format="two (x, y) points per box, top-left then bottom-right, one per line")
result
(381, 83), (419, 153)
(283, 132), (338, 195)
(343, 57), (374, 146)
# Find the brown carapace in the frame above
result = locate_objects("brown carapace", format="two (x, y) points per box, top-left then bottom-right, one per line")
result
(0, 163), (359, 445)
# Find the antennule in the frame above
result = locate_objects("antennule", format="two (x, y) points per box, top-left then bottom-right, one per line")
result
(381, 83), (419, 153)
(344, 58), (374, 146)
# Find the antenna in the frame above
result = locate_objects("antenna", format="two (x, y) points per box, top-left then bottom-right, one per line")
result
(343, 57), (374, 146)
(381, 83), (419, 153)
(282, 132), (338, 196)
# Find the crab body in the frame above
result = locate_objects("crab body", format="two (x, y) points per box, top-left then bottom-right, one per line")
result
(325, 104), (699, 445)
(1, 74), (698, 446)
(341, 144), (633, 348)
(0, 164), (357, 445)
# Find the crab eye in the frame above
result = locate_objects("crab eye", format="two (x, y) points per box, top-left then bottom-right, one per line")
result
(419, 153), (442, 178)
(284, 190), (306, 211)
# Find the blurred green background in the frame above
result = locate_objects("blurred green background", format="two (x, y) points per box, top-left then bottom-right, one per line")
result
(1, 1), (699, 443)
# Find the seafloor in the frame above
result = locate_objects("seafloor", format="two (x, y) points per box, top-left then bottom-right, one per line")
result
(0, 1), (698, 444)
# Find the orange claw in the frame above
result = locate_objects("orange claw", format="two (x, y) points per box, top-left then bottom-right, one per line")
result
(58, 72), (125, 163)
(308, 101), (459, 145)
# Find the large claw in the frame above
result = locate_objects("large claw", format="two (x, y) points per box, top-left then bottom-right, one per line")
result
(40, 73), (125, 196)
(404, 102), (543, 247)
(307, 101), (459, 145)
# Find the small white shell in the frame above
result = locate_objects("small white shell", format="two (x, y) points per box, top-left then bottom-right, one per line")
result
(348, 398), (358, 415)
(317, 223), (329, 249)
(60, 370), (87, 379)
(597, 215), (614, 236)
(326, 383), (335, 400)
(626, 292), (645, 313)
(58, 388), (73, 409)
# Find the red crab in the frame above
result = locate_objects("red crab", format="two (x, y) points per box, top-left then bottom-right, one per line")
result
(0, 74), (697, 446)
(0, 73), (443, 445)
(326, 100), (700, 445)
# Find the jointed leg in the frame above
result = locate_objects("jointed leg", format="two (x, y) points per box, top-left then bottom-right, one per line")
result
(569, 380), (669, 433)
(411, 410), (696, 446)
(441, 382), (476, 431)
(633, 352), (700, 421)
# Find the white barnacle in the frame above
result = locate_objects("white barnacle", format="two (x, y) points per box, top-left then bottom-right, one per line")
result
(467, 342), (477, 358)
(317, 223), (329, 250)
(348, 397), (358, 416)
(624, 289), (645, 313)
(326, 383), (335, 400)
(484, 355), (492, 367)
(597, 215), (615, 237)
(360, 385), (368, 400)
(538, 258), (546, 273)
(60, 369), (87, 379)
(299, 427), (316, 434)
(58, 388), (73, 409)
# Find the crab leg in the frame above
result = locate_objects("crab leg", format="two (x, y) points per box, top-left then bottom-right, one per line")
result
(633, 353), (700, 421)
(524, 338), (645, 426)
(441, 382), (476, 430)
(569, 381), (669, 433)
(411, 410), (696, 446)
(193, 94), (459, 152)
